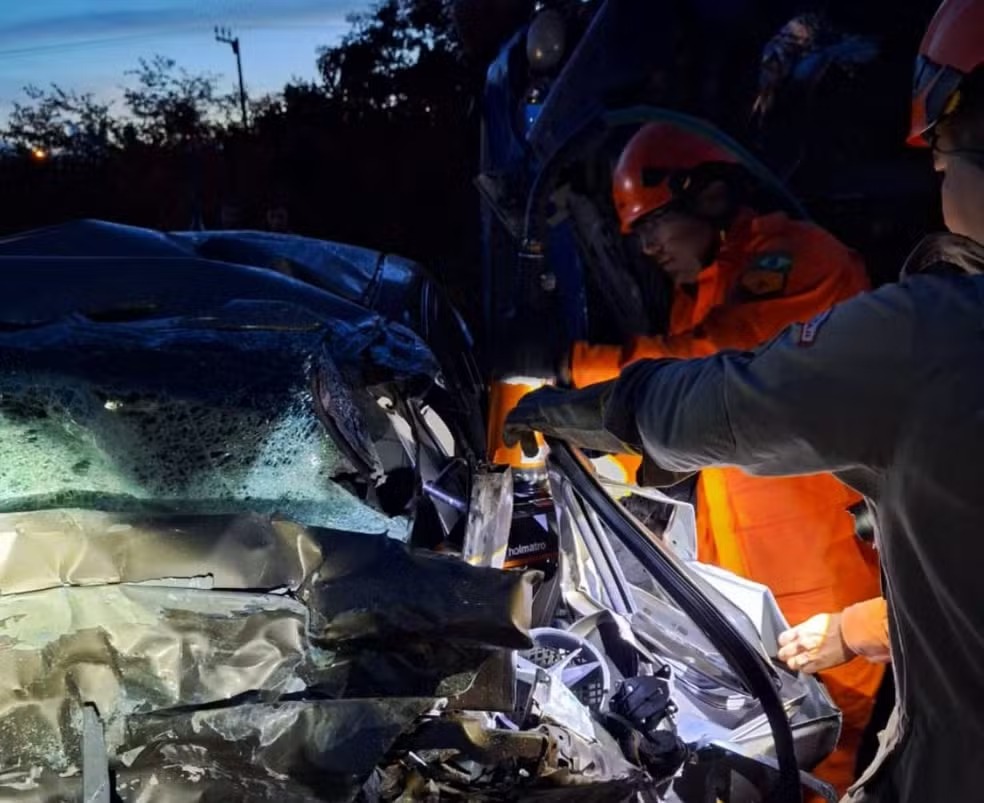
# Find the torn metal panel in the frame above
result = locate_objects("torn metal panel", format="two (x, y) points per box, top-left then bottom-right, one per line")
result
(385, 715), (646, 800)
(0, 510), (324, 595)
(462, 468), (513, 569)
(117, 698), (436, 803)
(527, 671), (598, 743)
(597, 479), (697, 562)
(310, 643), (500, 701)
(687, 562), (794, 653)
(444, 650), (517, 713)
(81, 705), (109, 803)
(0, 525), (553, 799)
(518, 628), (614, 740)
(398, 714), (550, 765)
(0, 769), (83, 802)
(535, 722), (643, 787)
(0, 585), (315, 773)
(304, 531), (539, 650)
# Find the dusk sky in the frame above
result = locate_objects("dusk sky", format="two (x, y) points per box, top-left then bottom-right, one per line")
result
(0, 1), (370, 119)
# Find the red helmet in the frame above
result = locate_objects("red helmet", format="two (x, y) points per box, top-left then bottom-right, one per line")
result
(908, 0), (984, 146)
(612, 122), (739, 233)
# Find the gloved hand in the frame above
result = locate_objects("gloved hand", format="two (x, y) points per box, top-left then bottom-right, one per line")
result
(503, 380), (642, 458)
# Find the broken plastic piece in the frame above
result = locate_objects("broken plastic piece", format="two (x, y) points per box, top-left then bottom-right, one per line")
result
(462, 468), (514, 568)
(82, 705), (109, 803)
(611, 675), (672, 735)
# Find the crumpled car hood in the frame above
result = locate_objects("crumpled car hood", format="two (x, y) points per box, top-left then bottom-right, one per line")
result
(0, 512), (538, 800)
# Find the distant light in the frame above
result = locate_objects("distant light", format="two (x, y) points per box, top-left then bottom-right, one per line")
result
(30, 148), (47, 161)
(526, 8), (566, 73)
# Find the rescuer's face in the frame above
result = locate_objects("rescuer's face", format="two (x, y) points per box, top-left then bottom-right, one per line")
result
(933, 124), (984, 245)
(633, 208), (716, 286)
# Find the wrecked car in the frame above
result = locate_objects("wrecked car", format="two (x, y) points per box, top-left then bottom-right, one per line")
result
(0, 220), (840, 802)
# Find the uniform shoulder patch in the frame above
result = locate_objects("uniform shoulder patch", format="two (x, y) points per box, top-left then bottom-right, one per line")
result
(736, 251), (794, 299)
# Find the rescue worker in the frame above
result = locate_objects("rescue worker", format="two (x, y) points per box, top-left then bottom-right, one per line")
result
(560, 121), (884, 796)
(504, 1), (984, 799)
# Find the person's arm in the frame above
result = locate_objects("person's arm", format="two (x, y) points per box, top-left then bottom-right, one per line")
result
(841, 596), (891, 663)
(571, 291), (821, 387)
(570, 241), (867, 388)
(609, 280), (919, 478)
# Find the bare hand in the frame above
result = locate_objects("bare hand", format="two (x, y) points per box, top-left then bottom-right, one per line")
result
(777, 612), (854, 673)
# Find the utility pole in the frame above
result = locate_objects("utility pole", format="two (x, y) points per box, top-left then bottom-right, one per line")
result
(214, 26), (248, 129)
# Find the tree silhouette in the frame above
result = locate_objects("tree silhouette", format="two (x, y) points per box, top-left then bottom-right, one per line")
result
(317, 0), (474, 120)
(4, 85), (116, 158)
(123, 56), (236, 147)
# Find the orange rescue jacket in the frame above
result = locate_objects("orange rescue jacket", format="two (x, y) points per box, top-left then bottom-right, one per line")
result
(842, 596), (891, 663)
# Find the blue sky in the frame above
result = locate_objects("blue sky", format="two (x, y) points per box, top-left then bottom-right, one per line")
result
(0, 1), (369, 118)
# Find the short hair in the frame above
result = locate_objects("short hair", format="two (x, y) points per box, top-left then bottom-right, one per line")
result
(941, 66), (984, 154)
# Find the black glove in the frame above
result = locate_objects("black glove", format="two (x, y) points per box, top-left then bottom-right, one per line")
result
(637, 453), (697, 488)
(503, 380), (642, 458)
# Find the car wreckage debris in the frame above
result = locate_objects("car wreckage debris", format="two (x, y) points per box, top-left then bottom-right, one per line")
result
(0, 509), (324, 595)
(0, 510), (686, 801)
(116, 698), (438, 802)
(303, 529), (538, 650)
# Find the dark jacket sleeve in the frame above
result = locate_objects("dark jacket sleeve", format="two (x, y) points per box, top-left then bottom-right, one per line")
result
(614, 282), (918, 477)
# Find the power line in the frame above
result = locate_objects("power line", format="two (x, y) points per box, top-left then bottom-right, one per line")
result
(0, 31), (206, 61)
(0, 19), (346, 62)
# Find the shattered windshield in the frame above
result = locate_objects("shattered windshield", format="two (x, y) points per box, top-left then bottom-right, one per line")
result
(0, 315), (401, 536)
